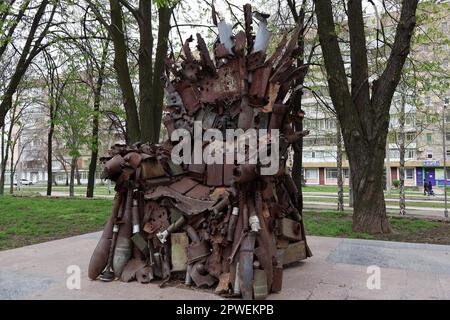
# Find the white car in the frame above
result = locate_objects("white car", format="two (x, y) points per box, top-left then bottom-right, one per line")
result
(14, 179), (33, 186)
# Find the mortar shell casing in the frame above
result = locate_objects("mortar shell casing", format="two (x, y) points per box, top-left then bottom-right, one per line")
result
(113, 237), (132, 277)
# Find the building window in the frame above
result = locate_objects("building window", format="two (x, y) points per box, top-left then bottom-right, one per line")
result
(405, 168), (414, 180)
(425, 96), (431, 106)
(446, 150), (450, 157)
(326, 168), (338, 179)
(443, 59), (449, 69)
(305, 169), (318, 180)
(426, 133), (432, 143)
(443, 21), (448, 32)
(406, 149), (415, 159)
(427, 152), (433, 159)
(406, 132), (415, 142)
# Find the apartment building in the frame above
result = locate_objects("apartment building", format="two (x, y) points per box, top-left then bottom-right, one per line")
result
(298, 1), (450, 187)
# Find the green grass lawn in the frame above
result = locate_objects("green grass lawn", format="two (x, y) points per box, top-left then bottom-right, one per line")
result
(0, 196), (448, 251)
(303, 196), (448, 208)
(303, 209), (450, 245)
(5, 184), (114, 196)
(0, 196), (112, 250)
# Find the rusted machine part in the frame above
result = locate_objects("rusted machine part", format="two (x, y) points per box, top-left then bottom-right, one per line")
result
(189, 262), (217, 287)
(247, 196), (261, 233)
(156, 215), (187, 244)
(88, 193), (123, 280)
(211, 192), (230, 218)
(233, 164), (258, 184)
(239, 232), (256, 300)
(226, 207), (239, 243)
(113, 189), (133, 278)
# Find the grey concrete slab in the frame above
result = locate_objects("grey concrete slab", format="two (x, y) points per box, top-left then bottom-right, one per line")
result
(0, 233), (449, 300)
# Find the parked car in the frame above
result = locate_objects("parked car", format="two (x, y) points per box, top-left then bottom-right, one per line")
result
(13, 179), (33, 186)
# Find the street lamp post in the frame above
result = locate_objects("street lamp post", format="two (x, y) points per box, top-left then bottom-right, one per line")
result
(443, 98), (449, 218)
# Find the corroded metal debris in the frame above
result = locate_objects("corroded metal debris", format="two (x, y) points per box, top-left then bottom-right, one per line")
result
(89, 3), (311, 300)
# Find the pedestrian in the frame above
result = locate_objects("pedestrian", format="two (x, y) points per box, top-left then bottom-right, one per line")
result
(428, 181), (435, 196)
(424, 179), (428, 196)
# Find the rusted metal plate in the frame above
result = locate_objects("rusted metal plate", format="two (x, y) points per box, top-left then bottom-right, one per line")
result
(277, 218), (302, 241)
(171, 233), (189, 272)
(199, 59), (241, 103)
(207, 163), (223, 186)
(282, 241), (307, 266)
(169, 177), (199, 195)
(249, 66), (271, 101)
(185, 184), (211, 200)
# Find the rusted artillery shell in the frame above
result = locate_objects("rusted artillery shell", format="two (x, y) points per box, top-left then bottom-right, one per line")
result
(88, 194), (122, 280)
(113, 237), (132, 278)
(102, 154), (125, 179)
(239, 232), (256, 300)
(123, 152), (142, 170)
(113, 190), (133, 277)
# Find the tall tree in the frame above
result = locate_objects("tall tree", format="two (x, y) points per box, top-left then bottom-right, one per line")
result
(0, 0), (57, 129)
(314, 0), (419, 233)
(85, 0), (175, 143)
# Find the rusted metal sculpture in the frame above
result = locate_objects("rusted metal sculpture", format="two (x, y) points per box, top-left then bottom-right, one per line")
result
(89, 4), (311, 300)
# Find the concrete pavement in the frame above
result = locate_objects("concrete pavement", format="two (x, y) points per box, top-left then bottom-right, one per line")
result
(1, 232), (449, 300)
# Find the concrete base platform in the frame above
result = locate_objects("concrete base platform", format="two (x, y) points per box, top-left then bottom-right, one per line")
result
(1, 233), (449, 300)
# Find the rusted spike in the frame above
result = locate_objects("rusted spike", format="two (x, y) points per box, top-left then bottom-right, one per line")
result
(265, 33), (287, 66)
(243, 4), (253, 54)
(196, 33), (216, 73)
(182, 35), (194, 62)
(233, 31), (246, 56)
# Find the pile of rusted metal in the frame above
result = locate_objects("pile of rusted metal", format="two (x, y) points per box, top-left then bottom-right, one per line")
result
(88, 4), (311, 300)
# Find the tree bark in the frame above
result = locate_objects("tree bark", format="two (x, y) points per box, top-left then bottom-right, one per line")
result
(75, 162), (81, 186)
(149, 5), (172, 143)
(108, 0), (140, 143)
(47, 119), (54, 196)
(314, 0), (418, 233)
(69, 156), (76, 197)
(336, 121), (344, 211)
(86, 46), (107, 198)
(399, 95), (406, 215)
(138, 0), (154, 143)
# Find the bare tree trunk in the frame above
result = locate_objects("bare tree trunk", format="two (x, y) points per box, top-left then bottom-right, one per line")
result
(315, 0), (418, 233)
(9, 144), (15, 194)
(69, 157), (76, 197)
(108, 0), (140, 143)
(0, 125), (4, 194)
(87, 42), (108, 198)
(336, 121), (344, 211)
(47, 123), (54, 195)
(399, 95), (406, 215)
(149, 5), (172, 142)
(75, 162), (81, 186)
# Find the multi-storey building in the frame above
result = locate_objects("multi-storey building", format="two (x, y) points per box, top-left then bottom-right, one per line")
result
(297, 1), (450, 187)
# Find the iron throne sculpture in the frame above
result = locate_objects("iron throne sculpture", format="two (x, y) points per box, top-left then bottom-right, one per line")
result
(88, 4), (311, 300)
